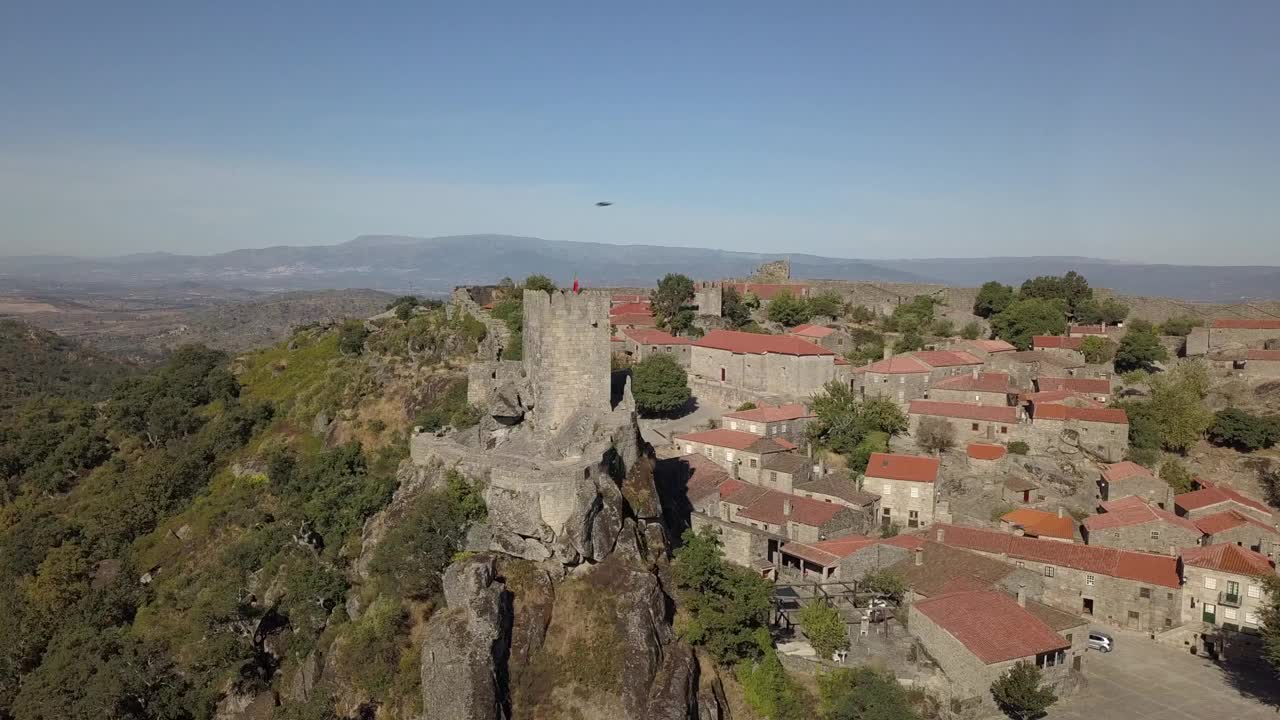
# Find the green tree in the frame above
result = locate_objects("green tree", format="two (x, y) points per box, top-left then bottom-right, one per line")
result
(1206, 409), (1280, 452)
(736, 401), (758, 411)
(990, 297), (1069, 350)
(767, 290), (811, 327)
(1020, 271), (1092, 319)
(846, 329), (887, 366)
(651, 273), (697, 336)
(1159, 459), (1195, 493)
(1158, 315), (1203, 337)
(1259, 575), (1280, 673)
(892, 331), (925, 354)
(819, 665), (921, 720)
(889, 296), (940, 333)
(736, 629), (809, 720)
(808, 291), (846, 319)
(632, 354), (691, 416)
(524, 274), (557, 293)
(721, 286), (754, 329)
(807, 382), (908, 456)
(799, 602), (848, 658)
(1145, 361), (1213, 453)
(1114, 320), (1168, 373)
(861, 569), (907, 600)
(929, 318), (956, 337)
(1078, 336), (1117, 364)
(849, 305), (876, 324)
(338, 319), (370, 355)
(1075, 297), (1129, 325)
(915, 416), (955, 454)
(991, 661), (1057, 720)
(961, 321), (982, 340)
(673, 529), (774, 664)
(974, 281), (1015, 319)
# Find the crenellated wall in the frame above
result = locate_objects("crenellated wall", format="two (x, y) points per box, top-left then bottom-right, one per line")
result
(523, 289), (613, 433)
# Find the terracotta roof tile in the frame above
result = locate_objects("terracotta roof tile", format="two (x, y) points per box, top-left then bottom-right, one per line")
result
(610, 312), (657, 327)
(1181, 544), (1275, 576)
(1175, 486), (1272, 516)
(913, 350), (983, 367)
(609, 301), (653, 316)
(735, 489), (850, 527)
(694, 329), (834, 357)
(914, 590), (1069, 664)
(1001, 508), (1075, 540)
(964, 339), (1016, 353)
(864, 453), (940, 483)
(1247, 350), (1280, 361)
(1212, 319), (1280, 330)
(909, 400), (1019, 423)
(1036, 377), (1112, 395)
(781, 535), (879, 566)
(667, 454), (732, 504)
(790, 324), (837, 338)
(859, 355), (934, 374)
(723, 403), (814, 423)
(932, 372), (1012, 393)
(1102, 461), (1155, 484)
(1033, 336), (1084, 350)
(1032, 404), (1128, 425)
(890, 541), (1017, 597)
(1069, 324), (1114, 335)
(620, 327), (692, 345)
(967, 443), (1007, 461)
(1194, 510), (1280, 537)
(720, 481), (768, 505)
(1084, 496), (1201, 534)
(794, 475), (879, 506)
(1021, 390), (1105, 408)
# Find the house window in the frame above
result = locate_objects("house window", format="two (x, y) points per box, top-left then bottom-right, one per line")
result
(1224, 607), (1238, 621)
(1044, 566), (1055, 578)
(971, 423), (980, 431)
(908, 510), (919, 528)
(770, 472), (778, 483)
(910, 486), (920, 498)
(720, 367), (726, 381)
(749, 424), (759, 433)
(1150, 530), (1160, 541)
(1249, 584), (1262, 599)
(750, 458), (757, 468)
(685, 444), (693, 454)
(1247, 612), (1260, 625)
(899, 376), (905, 384)
(1086, 574), (1095, 586)
(1016, 560), (1025, 568)
(725, 451), (735, 462)
(882, 484), (892, 495)
(1128, 610), (1140, 622)
(1139, 587), (1151, 599)
(1204, 577), (1217, 590)
(1065, 633), (1073, 644)
(1000, 426), (1008, 434)
(729, 421), (738, 430)
(704, 447), (713, 460)
(780, 424), (788, 433)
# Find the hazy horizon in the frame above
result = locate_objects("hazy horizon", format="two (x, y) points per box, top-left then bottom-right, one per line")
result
(3, 2), (1278, 264)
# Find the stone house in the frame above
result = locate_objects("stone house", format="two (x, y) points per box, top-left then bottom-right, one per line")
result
(1186, 319), (1280, 356)
(615, 327), (692, 366)
(947, 338), (1017, 360)
(690, 329), (840, 399)
(890, 541), (1045, 601)
(1244, 349), (1280, 378)
(776, 534), (878, 581)
(1002, 477), (1041, 505)
(907, 400), (1020, 444)
(787, 324), (852, 352)
(760, 453), (814, 494)
(863, 452), (941, 530)
(1180, 544), (1276, 647)
(987, 350), (1085, 389)
(720, 403), (814, 442)
(690, 512), (780, 572)
(966, 442), (1007, 471)
(927, 371), (1015, 406)
(1068, 324), (1123, 339)
(1000, 508), (1075, 542)
(1194, 510), (1280, 559)
(720, 481), (862, 544)
(932, 524), (1185, 631)
(692, 281), (723, 317)
(1025, 403), (1129, 461)
(1032, 335), (1085, 363)
(672, 428), (796, 486)
(655, 454), (733, 534)
(855, 354), (933, 405)
(909, 590), (1078, 704)
(792, 473), (880, 517)
(1081, 496), (1204, 554)
(1175, 485), (1274, 524)
(1035, 376), (1112, 403)
(1098, 461), (1173, 509)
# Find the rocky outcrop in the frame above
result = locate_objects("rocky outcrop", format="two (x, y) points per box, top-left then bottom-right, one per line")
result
(420, 556), (512, 720)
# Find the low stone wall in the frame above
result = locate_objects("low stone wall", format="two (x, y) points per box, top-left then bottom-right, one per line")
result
(688, 376), (789, 411)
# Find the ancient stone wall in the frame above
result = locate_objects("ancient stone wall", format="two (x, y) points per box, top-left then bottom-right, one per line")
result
(687, 376), (789, 411)
(1205, 525), (1280, 559)
(909, 413), (1017, 445)
(523, 289), (612, 433)
(691, 513), (773, 568)
(752, 259), (791, 281)
(1083, 520), (1200, 555)
(869, 477), (938, 529)
(1020, 418), (1128, 463)
(1102, 475), (1174, 509)
(451, 287), (512, 361)
(466, 360), (528, 414)
(693, 281), (723, 317)
(926, 388), (1010, 406)
(860, 370), (931, 406)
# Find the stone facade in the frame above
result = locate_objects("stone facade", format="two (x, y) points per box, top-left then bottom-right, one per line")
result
(868, 476), (938, 531)
(1187, 323), (1280, 356)
(1181, 564), (1270, 631)
(858, 368), (932, 405)
(1082, 517), (1202, 555)
(672, 436), (790, 486)
(690, 345), (838, 399)
(926, 387), (1010, 406)
(691, 513), (778, 569)
(720, 414), (812, 442)
(1099, 468), (1173, 509)
(1201, 520), (1280, 559)
(1244, 354), (1280, 378)
(615, 332), (692, 366)
(693, 281), (723, 317)
(523, 289), (612, 433)
(907, 407), (1019, 445)
(1022, 414), (1129, 462)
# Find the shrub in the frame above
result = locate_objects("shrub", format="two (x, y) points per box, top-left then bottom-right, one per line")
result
(1007, 440), (1030, 455)
(915, 417), (955, 454)
(338, 320), (370, 355)
(991, 662), (1057, 720)
(960, 321), (982, 340)
(767, 291), (810, 327)
(736, 402), (757, 411)
(672, 529), (773, 665)
(1079, 336), (1117, 364)
(1207, 408), (1280, 452)
(798, 602), (848, 658)
(819, 666), (922, 720)
(1159, 459), (1195, 494)
(632, 354), (691, 416)
(735, 629), (810, 720)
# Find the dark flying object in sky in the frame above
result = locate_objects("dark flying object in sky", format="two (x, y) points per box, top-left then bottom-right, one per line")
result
(595, 201), (613, 207)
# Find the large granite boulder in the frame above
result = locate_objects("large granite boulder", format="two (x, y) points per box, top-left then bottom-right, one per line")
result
(420, 556), (511, 720)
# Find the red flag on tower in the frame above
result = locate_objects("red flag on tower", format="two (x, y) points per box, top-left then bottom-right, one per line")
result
(572, 274), (580, 294)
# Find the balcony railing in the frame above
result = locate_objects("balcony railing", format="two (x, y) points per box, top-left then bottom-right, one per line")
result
(1219, 591), (1243, 607)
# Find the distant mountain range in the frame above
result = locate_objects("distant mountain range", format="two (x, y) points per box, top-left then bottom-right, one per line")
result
(4, 234), (1279, 302)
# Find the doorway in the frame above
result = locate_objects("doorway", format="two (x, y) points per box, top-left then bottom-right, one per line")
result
(1082, 598), (1094, 615)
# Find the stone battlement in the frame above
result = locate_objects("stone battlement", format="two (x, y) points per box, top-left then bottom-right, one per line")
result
(523, 289), (612, 433)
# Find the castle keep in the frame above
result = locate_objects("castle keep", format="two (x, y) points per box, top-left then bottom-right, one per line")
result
(523, 289), (612, 432)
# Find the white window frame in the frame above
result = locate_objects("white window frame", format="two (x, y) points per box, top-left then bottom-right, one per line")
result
(1204, 577), (1218, 590)
(725, 451), (735, 462)
(882, 483), (892, 495)
(729, 421), (738, 430)
(1224, 607), (1238, 621)
(749, 424), (759, 433)
(1246, 612), (1260, 625)
(1249, 584), (1262, 599)
(1086, 574), (1095, 586)
(685, 444), (693, 454)
(910, 486), (920, 498)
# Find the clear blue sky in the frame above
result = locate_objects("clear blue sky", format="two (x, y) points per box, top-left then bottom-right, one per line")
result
(2, 1), (1277, 263)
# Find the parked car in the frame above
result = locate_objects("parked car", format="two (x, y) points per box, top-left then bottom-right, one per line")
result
(1088, 631), (1114, 653)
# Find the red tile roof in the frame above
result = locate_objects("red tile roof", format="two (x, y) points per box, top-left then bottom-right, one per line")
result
(913, 350), (983, 367)
(834, 356), (850, 366)
(1085, 496), (1201, 534)
(932, 372), (1012, 393)
(1181, 544), (1275, 576)
(620, 327), (692, 345)
(1193, 510), (1280, 537)
(723, 403), (814, 423)
(914, 590), (1069, 664)
(1102, 461), (1155, 484)
(909, 400), (1019, 423)
(730, 283), (810, 301)
(674, 428), (793, 452)
(1036, 377), (1112, 395)
(930, 524), (1183, 588)
(1033, 336), (1084, 350)
(1021, 390), (1105, 408)
(1247, 350), (1280, 361)
(864, 453), (941, 483)
(720, 480), (767, 505)
(967, 443), (1007, 461)
(1031, 404), (1128, 425)
(736, 489), (850, 527)
(790, 324), (837, 338)
(1212, 319), (1280, 330)
(609, 301), (653, 316)
(1069, 324), (1114, 335)
(1175, 486), (1272, 516)
(859, 355), (933, 374)
(780, 535), (879, 566)
(695, 329), (835, 357)
(611, 293), (649, 304)
(963, 339), (1016, 353)
(673, 454), (733, 504)
(610, 313), (657, 327)
(1001, 508), (1075, 540)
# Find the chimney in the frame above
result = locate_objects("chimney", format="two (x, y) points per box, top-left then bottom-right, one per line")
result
(731, 461), (739, 480)
(1017, 583), (1026, 607)
(972, 367), (979, 379)
(914, 547), (923, 566)
(783, 497), (793, 517)
(1057, 506), (1065, 519)
(883, 345), (893, 360)
(935, 527), (945, 543)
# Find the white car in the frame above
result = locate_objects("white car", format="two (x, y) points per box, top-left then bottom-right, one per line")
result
(1088, 631), (1114, 652)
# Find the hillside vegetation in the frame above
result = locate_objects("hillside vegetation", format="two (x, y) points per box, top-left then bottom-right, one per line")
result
(0, 305), (489, 719)
(0, 319), (136, 413)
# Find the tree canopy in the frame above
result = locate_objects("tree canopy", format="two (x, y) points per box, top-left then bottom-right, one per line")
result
(990, 297), (1068, 350)
(631, 354), (691, 416)
(651, 273), (697, 336)
(767, 290), (811, 327)
(720, 285), (755, 329)
(1114, 320), (1168, 373)
(1019, 271), (1092, 319)
(672, 529), (774, 665)
(973, 281), (1015, 319)
(807, 382), (908, 466)
(1206, 409), (1280, 452)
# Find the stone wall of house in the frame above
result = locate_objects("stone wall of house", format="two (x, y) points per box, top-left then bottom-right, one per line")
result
(674, 438), (764, 483)
(1010, 557), (1182, 632)
(523, 289), (612, 433)
(690, 346), (838, 399)
(722, 415), (813, 443)
(1034, 347), (1086, 364)
(691, 513), (774, 568)
(450, 286), (512, 361)
(1083, 520), (1201, 555)
(1102, 475), (1174, 509)
(909, 413), (1017, 445)
(867, 477), (937, 530)
(687, 376), (788, 410)
(1188, 326), (1280, 355)
(839, 543), (912, 580)
(1205, 525), (1280, 559)
(859, 370), (931, 406)
(1181, 502), (1273, 524)
(926, 388), (1010, 406)
(1181, 566), (1268, 629)
(1019, 418), (1128, 462)
(621, 338), (691, 366)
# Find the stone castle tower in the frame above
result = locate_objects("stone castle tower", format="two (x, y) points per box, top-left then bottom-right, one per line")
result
(522, 289), (612, 433)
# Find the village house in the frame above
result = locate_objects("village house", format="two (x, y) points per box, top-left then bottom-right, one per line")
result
(720, 480), (863, 544)
(1025, 403), (1129, 461)
(655, 454), (731, 534)
(689, 329), (840, 400)
(1186, 318), (1280, 356)
(778, 533), (926, 583)
(1000, 508), (1076, 542)
(1097, 461), (1174, 509)
(855, 350), (984, 405)
(1032, 335), (1085, 362)
(890, 540), (1046, 601)
(608, 300), (657, 329)
(672, 428), (796, 486)
(787, 324), (852, 352)
(720, 403), (814, 442)
(932, 524), (1185, 631)
(792, 473), (880, 516)
(759, 453), (814, 494)
(966, 442), (1007, 472)
(1180, 544), (1277, 652)
(1081, 496), (1203, 554)
(1175, 485), (1274, 524)
(1244, 349), (1280, 378)
(908, 589), (1081, 705)
(1020, 389), (1104, 410)
(908, 400), (1020, 444)
(1002, 477), (1042, 505)
(987, 350), (1086, 389)
(1194, 510), (1280, 559)
(614, 327), (692, 366)
(927, 371), (1015, 406)
(1035, 376), (1112, 403)
(947, 338), (1017, 360)
(863, 452), (941, 530)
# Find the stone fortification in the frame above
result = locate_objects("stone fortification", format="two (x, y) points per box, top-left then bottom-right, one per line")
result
(523, 289), (612, 433)
(752, 258), (791, 281)
(450, 286), (513, 361)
